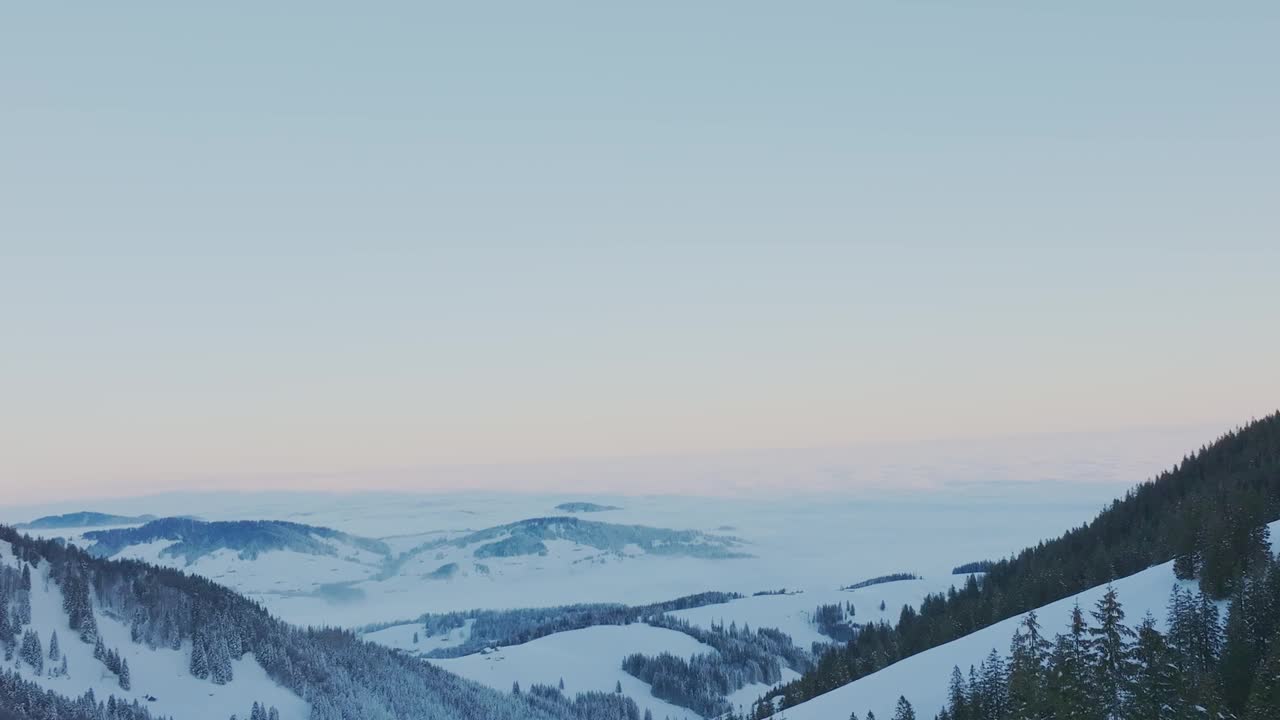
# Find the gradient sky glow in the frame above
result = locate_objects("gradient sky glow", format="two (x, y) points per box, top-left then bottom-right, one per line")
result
(2, 2), (1278, 502)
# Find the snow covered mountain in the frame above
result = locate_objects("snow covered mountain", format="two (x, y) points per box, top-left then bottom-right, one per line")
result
(75, 517), (391, 597)
(753, 414), (1280, 720)
(390, 516), (748, 581)
(780, 518), (1280, 720)
(31, 512), (768, 627)
(16, 512), (160, 530)
(0, 525), (655, 720)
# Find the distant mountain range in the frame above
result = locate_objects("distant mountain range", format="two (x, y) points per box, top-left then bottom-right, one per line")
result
(414, 516), (748, 561)
(83, 517), (391, 564)
(554, 502), (621, 513)
(16, 511), (159, 530)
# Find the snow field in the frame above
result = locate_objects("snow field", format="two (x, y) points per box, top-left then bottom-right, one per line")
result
(430, 624), (717, 720)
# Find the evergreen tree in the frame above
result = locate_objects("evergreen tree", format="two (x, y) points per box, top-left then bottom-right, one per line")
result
(1007, 612), (1050, 720)
(1127, 614), (1176, 720)
(1218, 563), (1278, 716)
(47, 630), (59, 663)
(190, 637), (209, 679)
(0, 599), (12, 661)
(891, 696), (915, 720)
(1087, 586), (1137, 719)
(977, 649), (1009, 720)
(947, 665), (969, 720)
(119, 658), (131, 690)
(1048, 604), (1094, 720)
(19, 629), (43, 676)
(1244, 625), (1280, 720)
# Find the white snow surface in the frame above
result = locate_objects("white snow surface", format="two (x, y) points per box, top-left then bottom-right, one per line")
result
(430, 624), (717, 720)
(365, 618), (475, 654)
(0, 540), (309, 720)
(669, 578), (956, 651)
(779, 519), (1280, 720)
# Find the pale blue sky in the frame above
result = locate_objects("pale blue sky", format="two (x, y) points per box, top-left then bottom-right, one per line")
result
(2, 2), (1277, 500)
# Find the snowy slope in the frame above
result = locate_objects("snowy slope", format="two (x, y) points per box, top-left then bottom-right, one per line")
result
(668, 578), (956, 651)
(779, 518), (1280, 720)
(429, 624), (716, 720)
(0, 540), (309, 720)
(365, 618), (475, 654)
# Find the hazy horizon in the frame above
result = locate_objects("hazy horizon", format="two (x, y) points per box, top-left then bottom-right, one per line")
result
(0, 419), (1253, 507)
(4, 1), (1278, 502)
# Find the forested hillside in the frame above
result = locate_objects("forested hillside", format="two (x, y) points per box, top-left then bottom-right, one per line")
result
(913, 563), (1280, 720)
(0, 527), (647, 720)
(757, 412), (1280, 717)
(82, 518), (390, 563)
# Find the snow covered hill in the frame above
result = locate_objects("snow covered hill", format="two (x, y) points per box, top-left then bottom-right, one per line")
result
(668, 577), (956, 652)
(431, 624), (715, 720)
(16, 512), (159, 530)
(777, 518), (1280, 720)
(389, 516), (747, 583)
(0, 539), (309, 720)
(75, 517), (391, 597)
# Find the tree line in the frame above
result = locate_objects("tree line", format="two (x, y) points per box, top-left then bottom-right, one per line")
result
(756, 412), (1280, 717)
(916, 556), (1280, 720)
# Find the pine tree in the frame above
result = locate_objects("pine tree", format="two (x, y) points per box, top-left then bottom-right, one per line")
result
(1244, 625), (1280, 720)
(1048, 604), (1093, 720)
(1088, 586), (1137, 719)
(1127, 614), (1175, 720)
(977, 649), (1009, 720)
(208, 633), (234, 685)
(891, 696), (916, 720)
(512, 680), (521, 695)
(119, 658), (131, 690)
(47, 631), (59, 663)
(0, 599), (12, 660)
(19, 629), (43, 676)
(1218, 563), (1277, 716)
(190, 637), (210, 679)
(947, 665), (970, 720)
(1008, 612), (1051, 720)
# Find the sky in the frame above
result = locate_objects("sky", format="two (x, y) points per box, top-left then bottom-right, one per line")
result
(2, 2), (1277, 503)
